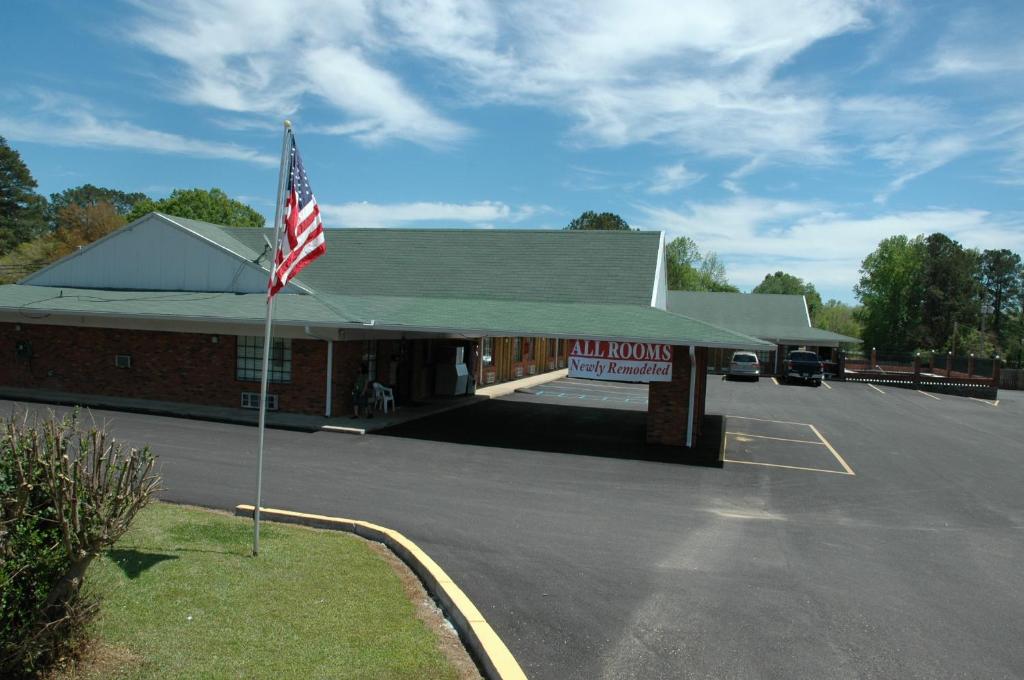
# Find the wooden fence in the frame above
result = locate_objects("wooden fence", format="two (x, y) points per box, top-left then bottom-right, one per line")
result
(841, 350), (1001, 399)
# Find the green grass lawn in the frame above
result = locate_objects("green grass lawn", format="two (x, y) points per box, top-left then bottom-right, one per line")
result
(77, 502), (463, 679)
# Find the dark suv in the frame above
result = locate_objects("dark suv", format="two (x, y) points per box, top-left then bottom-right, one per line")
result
(783, 350), (824, 386)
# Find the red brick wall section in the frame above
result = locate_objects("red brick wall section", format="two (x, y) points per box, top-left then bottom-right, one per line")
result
(0, 322), (359, 416)
(693, 347), (708, 437)
(647, 345), (694, 447)
(331, 341), (364, 417)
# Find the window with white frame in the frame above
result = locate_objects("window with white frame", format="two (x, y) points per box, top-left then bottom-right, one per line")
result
(236, 336), (292, 383)
(482, 337), (494, 367)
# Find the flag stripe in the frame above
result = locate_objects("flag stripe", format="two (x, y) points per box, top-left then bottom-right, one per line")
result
(269, 135), (326, 298)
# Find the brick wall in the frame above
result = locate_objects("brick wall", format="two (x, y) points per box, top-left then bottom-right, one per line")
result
(646, 345), (690, 446)
(0, 322), (362, 416)
(331, 340), (365, 417)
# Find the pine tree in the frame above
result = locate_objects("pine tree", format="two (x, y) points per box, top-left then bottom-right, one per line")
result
(0, 137), (46, 255)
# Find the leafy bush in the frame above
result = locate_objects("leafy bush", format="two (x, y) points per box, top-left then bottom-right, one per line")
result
(0, 411), (160, 677)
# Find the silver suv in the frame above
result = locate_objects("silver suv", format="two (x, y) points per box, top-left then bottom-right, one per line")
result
(727, 351), (760, 381)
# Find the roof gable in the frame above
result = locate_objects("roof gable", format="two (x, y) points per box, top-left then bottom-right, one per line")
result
(667, 291), (810, 332)
(666, 291), (859, 344)
(20, 213), (294, 294)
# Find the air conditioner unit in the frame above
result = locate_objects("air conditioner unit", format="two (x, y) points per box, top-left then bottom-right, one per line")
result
(485, 372), (496, 384)
(527, 364), (537, 375)
(241, 392), (278, 410)
(115, 354), (132, 369)
(513, 366), (524, 378)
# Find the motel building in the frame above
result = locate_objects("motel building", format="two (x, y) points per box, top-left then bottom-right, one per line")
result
(0, 212), (773, 458)
(666, 291), (860, 376)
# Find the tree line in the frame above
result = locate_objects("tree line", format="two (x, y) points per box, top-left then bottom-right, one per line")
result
(568, 210), (1023, 359)
(0, 137), (264, 283)
(856, 233), (1022, 359)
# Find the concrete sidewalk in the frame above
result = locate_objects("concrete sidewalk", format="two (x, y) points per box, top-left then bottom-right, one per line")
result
(0, 369), (569, 434)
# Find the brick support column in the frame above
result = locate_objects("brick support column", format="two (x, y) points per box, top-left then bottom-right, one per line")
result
(646, 345), (707, 448)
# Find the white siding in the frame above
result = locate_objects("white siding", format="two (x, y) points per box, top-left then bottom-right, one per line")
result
(24, 215), (281, 293)
(651, 231), (668, 310)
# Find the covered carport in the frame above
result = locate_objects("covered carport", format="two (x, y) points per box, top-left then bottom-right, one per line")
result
(313, 293), (774, 464)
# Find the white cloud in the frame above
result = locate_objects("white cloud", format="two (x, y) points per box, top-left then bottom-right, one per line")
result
(646, 163), (704, 194)
(721, 179), (744, 194)
(128, 0), (467, 147)
(635, 196), (1024, 296)
(302, 46), (467, 146)
(871, 133), (973, 203)
(124, 0), (881, 158)
(910, 8), (1024, 81)
(102, 2), (1024, 194)
(437, 0), (866, 160)
(321, 200), (538, 226)
(0, 90), (274, 165)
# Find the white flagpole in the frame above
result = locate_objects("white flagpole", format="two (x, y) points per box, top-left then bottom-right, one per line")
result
(253, 119), (293, 557)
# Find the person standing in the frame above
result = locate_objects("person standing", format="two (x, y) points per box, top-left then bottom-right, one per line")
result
(351, 365), (372, 419)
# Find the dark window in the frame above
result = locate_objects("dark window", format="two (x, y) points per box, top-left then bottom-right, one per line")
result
(512, 338), (522, 362)
(789, 351), (819, 362)
(236, 336), (292, 383)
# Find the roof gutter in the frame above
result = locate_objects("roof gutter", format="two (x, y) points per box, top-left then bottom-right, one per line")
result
(0, 307), (774, 351)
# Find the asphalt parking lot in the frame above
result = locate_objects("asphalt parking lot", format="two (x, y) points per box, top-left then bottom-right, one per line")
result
(3, 377), (1022, 679)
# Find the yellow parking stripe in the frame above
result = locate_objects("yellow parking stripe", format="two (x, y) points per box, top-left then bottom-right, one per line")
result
(821, 381), (832, 390)
(723, 459), (852, 475)
(725, 431), (824, 445)
(867, 383), (885, 394)
(728, 414), (812, 427)
(917, 390), (941, 400)
(770, 377), (779, 385)
(969, 397), (999, 407)
(808, 424), (855, 476)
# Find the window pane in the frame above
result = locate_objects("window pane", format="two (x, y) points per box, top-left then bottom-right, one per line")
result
(482, 337), (494, 366)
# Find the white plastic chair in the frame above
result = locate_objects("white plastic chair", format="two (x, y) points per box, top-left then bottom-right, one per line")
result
(373, 383), (396, 414)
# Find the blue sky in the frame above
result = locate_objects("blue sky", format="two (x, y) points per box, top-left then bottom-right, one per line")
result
(2, 0), (1023, 302)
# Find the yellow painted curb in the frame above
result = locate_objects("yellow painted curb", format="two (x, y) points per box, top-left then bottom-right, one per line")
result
(235, 505), (527, 680)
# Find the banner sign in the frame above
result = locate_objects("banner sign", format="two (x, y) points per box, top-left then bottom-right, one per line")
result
(568, 340), (673, 382)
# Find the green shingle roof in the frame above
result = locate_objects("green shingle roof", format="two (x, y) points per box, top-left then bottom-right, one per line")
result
(0, 285), (774, 350)
(667, 291), (860, 345)
(158, 214), (662, 305)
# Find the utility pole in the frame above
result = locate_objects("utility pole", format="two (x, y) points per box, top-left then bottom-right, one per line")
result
(979, 303), (994, 357)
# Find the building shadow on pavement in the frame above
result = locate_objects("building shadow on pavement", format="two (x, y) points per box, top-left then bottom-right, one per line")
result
(375, 399), (722, 465)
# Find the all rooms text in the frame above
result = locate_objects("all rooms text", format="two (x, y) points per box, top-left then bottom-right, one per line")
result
(569, 340), (673, 362)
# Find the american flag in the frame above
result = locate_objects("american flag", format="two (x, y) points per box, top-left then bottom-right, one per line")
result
(269, 135), (326, 297)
